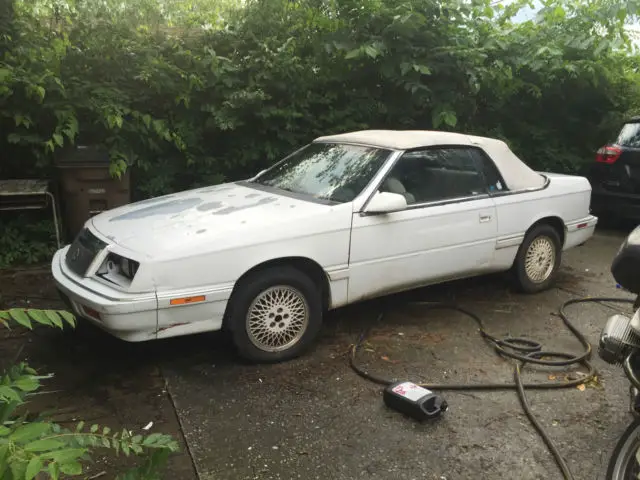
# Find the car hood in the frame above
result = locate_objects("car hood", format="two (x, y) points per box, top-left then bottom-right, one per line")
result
(90, 182), (334, 258)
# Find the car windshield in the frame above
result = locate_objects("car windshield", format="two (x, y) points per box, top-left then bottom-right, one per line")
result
(252, 142), (392, 203)
(616, 122), (640, 148)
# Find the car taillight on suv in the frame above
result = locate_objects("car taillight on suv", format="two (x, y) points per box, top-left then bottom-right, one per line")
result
(588, 116), (640, 220)
(596, 145), (623, 164)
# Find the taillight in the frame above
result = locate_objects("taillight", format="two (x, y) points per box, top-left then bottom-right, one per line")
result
(596, 145), (622, 164)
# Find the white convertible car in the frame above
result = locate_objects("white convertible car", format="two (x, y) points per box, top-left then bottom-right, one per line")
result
(52, 130), (597, 362)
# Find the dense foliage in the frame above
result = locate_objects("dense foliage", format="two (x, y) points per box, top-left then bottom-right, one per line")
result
(0, 214), (57, 268)
(1, 0), (639, 198)
(0, 308), (179, 479)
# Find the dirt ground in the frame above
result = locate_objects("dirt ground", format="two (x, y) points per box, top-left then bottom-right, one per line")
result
(0, 225), (637, 480)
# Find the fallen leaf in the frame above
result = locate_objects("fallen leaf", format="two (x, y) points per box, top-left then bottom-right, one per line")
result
(548, 374), (557, 381)
(380, 355), (399, 364)
(577, 384), (586, 391)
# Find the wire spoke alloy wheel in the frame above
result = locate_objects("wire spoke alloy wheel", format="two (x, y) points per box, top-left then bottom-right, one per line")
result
(524, 236), (556, 284)
(246, 285), (310, 353)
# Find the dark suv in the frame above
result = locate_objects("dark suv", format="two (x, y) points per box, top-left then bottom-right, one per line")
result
(588, 116), (640, 221)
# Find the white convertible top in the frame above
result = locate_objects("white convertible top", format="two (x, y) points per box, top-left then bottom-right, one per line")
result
(313, 130), (546, 191)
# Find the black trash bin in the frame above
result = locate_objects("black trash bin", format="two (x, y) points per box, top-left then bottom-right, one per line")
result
(55, 145), (131, 240)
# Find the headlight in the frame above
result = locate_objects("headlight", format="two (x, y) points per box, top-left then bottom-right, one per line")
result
(117, 255), (139, 279)
(96, 252), (140, 286)
(599, 314), (640, 365)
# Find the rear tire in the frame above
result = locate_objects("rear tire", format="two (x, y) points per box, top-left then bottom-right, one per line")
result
(606, 418), (640, 479)
(512, 223), (562, 293)
(225, 266), (323, 363)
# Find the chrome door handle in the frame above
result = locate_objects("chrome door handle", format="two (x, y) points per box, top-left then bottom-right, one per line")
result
(479, 214), (492, 223)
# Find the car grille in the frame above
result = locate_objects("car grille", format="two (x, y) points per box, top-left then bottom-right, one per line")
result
(65, 228), (107, 276)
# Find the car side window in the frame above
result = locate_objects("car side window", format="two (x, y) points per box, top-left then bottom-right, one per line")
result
(379, 147), (488, 205)
(468, 148), (508, 193)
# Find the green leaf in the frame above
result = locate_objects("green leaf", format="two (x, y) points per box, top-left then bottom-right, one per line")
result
(75, 421), (85, 432)
(0, 68), (11, 82)
(0, 311), (9, 329)
(9, 422), (51, 443)
(0, 444), (9, 475)
(9, 310), (32, 329)
(443, 111), (457, 127)
(10, 457), (27, 480)
(59, 461), (82, 475)
(7, 133), (21, 144)
(44, 311), (63, 329)
(363, 45), (380, 59)
(24, 439), (65, 452)
(44, 448), (86, 463)
(25, 455), (44, 480)
(34, 86), (45, 102)
(52, 134), (64, 147)
(47, 461), (60, 480)
(0, 426), (10, 436)
(58, 311), (76, 328)
(0, 386), (23, 403)
(27, 310), (52, 327)
(142, 433), (164, 446)
(413, 64), (431, 75)
(345, 48), (361, 59)
(552, 5), (566, 19)
(90, 424), (99, 433)
(13, 377), (39, 393)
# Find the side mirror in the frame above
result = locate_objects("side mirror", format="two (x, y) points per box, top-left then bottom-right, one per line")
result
(363, 191), (407, 214)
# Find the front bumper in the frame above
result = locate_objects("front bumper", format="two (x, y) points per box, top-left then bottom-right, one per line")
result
(51, 247), (159, 342)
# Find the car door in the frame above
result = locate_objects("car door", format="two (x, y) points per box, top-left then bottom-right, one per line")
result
(347, 146), (499, 303)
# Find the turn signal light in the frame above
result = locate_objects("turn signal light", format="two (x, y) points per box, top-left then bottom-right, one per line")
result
(170, 296), (206, 306)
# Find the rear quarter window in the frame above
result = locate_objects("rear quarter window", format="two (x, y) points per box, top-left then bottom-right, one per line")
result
(616, 122), (640, 148)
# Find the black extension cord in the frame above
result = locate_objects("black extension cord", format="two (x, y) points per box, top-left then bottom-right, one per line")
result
(348, 297), (636, 480)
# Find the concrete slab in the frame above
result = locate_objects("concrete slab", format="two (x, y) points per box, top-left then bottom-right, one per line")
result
(162, 228), (637, 480)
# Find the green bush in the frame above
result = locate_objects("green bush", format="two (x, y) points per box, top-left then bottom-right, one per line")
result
(0, 308), (179, 479)
(1, 0), (639, 196)
(0, 215), (57, 268)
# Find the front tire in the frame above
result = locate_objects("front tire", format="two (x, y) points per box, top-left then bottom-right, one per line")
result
(225, 266), (323, 363)
(606, 418), (640, 479)
(512, 223), (562, 293)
